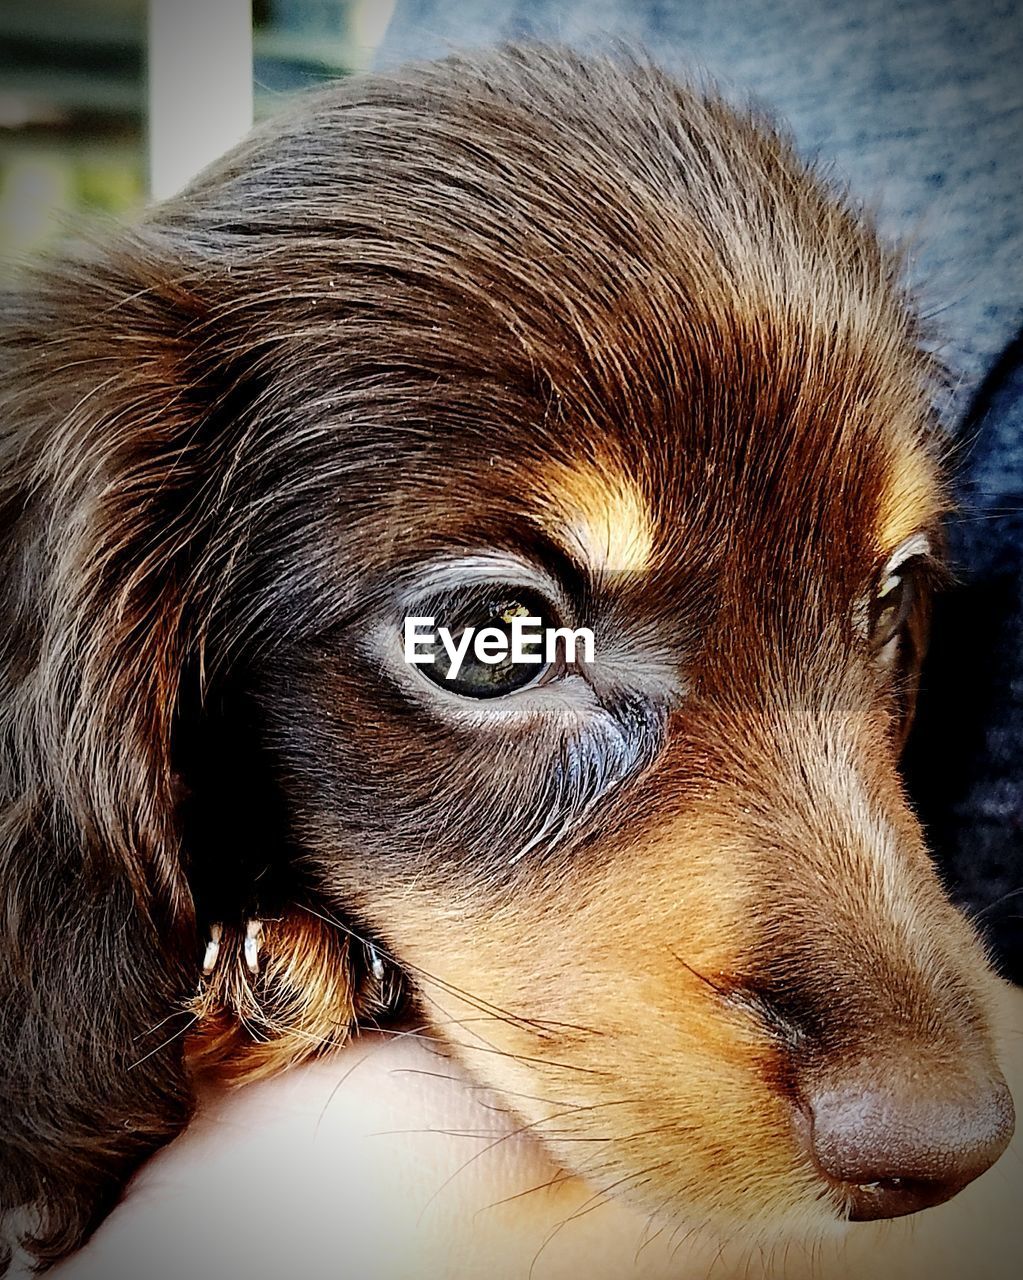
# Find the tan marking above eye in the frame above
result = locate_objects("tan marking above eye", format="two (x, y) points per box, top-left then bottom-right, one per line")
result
(541, 464), (654, 575)
(877, 437), (944, 554)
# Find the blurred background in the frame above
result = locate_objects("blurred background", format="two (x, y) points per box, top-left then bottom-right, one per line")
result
(0, 0), (395, 268)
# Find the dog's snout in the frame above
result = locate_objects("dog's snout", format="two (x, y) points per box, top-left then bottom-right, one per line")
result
(801, 1068), (1015, 1220)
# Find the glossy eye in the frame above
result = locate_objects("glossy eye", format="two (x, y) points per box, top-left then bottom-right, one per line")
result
(411, 588), (560, 699)
(870, 568), (914, 651)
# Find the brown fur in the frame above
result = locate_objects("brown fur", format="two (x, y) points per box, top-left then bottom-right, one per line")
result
(185, 911), (401, 1083)
(0, 43), (1011, 1271)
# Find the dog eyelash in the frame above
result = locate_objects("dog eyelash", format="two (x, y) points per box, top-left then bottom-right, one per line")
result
(877, 528), (950, 593)
(876, 553), (950, 605)
(869, 549), (949, 657)
(870, 574), (914, 651)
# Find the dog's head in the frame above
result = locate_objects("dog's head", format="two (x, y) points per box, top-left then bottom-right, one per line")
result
(0, 44), (1013, 1270)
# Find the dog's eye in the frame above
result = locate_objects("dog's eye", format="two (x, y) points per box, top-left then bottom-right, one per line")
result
(413, 589), (561, 698)
(870, 569), (914, 651)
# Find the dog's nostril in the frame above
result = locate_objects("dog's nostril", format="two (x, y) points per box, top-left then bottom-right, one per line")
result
(804, 1072), (1015, 1220)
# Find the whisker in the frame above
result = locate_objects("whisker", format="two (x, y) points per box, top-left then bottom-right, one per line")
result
(973, 886), (1023, 919)
(298, 902), (603, 1040)
(132, 1007), (194, 1042)
(314, 1030), (405, 1132)
(411, 1095), (655, 1224)
(667, 946), (730, 999)
(527, 1162), (672, 1280)
(127, 1013), (198, 1071)
(399, 1002), (613, 1079)
(475, 1169), (575, 1218)
(386, 1066), (605, 1113)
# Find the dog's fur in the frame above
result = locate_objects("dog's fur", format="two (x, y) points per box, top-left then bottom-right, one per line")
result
(0, 44), (1013, 1272)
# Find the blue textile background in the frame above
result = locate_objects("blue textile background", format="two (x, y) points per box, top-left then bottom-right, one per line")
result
(379, 0), (1023, 402)
(379, 1), (1023, 977)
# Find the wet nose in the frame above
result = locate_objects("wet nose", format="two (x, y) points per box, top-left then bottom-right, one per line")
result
(804, 1072), (1015, 1220)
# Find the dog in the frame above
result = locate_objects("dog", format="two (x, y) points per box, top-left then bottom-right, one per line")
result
(0, 42), (1014, 1273)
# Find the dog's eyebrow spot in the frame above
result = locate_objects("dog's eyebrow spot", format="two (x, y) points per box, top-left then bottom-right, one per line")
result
(543, 467), (655, 576)
(877, 439), (943, 555)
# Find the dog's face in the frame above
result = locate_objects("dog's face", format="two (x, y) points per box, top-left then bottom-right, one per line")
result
(0, 45), (1013, 1269)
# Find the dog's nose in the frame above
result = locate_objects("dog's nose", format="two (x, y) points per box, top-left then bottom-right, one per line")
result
(804, 1071), (1015, 1220)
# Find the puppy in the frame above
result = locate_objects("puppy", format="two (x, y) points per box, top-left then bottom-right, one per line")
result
(0, 43), (1014, 1273)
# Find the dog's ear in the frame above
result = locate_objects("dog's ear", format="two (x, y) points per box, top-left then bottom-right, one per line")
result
(0, 238), (211, 1269)
(0, 230), (391, 1269)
